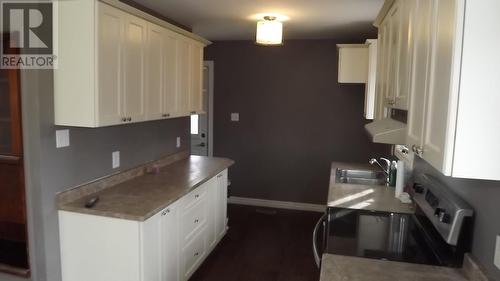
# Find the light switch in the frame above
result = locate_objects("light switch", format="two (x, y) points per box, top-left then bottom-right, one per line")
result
(176, 137), (181, 148)
(231, 113), (239, 122)
(112, 151), (120, 169)
(56, 129), (70, 148)
(495, 235), (500, 270)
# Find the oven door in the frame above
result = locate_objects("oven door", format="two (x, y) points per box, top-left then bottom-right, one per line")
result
(326, 208), (415, 261)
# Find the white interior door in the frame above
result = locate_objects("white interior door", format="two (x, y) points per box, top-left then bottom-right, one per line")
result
(191, 61), (213, 156)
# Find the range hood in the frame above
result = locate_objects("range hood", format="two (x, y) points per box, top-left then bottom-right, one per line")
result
(365, 118), (406, 144)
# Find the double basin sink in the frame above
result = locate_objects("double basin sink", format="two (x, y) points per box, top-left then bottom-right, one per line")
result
(335, 168), (387, 186)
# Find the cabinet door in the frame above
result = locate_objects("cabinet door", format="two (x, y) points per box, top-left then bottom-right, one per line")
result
(394, 0), (414, 110)
(146, 23), (164, 121)
(161, 203), (180, 281)
(216, 170), (228, 239)
(123, 14), (147, 123)
(205, 177), (218, 251)
(422, 0), (461, 175)
(141, 203), (180, 281)
(407, 0), (433, 154)
(97, 3), (123, 126)
(176, 39), (190, 116)
(384, 2), (402, 108)
(189, 43), (204, 114)
(141, 211), (162, 281)
(164, 31), (178, 117)
(374, 21), (388, 120)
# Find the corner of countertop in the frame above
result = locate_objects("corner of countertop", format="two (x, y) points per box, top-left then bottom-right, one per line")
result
(461, 254), (493, 281)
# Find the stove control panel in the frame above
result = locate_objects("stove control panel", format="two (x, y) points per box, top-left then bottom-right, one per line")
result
(410, 174), (473, 245)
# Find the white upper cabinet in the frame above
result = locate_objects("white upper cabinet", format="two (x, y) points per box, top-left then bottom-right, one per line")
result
(377, 0), (500, 180)
(54, 0), (209, 127)
(336, 43), (378, 120)
(145, 23), (165, 121)
(123, 14), (147, 123)
(177, 39), (190, 115)
(97, 4), (123, 126)
(337, 44), (369, 83)
(406, 0), (432, 156)
(189, 43), (204, 114)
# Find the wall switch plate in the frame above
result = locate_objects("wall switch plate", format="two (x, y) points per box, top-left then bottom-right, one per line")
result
(231, 113), (239, 122)
(176, 137), (181, 148)
(495, 235), (500, 270)
(56, 129), (70, 148)
(112, 151), (120, 169)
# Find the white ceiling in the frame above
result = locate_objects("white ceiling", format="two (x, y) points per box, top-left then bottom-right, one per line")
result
(134, 0), (384, 41)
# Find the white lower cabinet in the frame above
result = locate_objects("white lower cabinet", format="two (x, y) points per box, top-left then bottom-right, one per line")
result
(59, 170), (228, 281)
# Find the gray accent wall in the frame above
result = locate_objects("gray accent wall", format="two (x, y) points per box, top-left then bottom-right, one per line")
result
(205, 40), (391, 205)
(13, 69), (190, 281)
(414, 157), (500, 280)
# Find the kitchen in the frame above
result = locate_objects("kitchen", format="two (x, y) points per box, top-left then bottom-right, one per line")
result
(0, 0), (499, 281)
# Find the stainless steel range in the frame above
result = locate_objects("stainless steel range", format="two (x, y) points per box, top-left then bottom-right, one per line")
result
(313, 173), (474, 268)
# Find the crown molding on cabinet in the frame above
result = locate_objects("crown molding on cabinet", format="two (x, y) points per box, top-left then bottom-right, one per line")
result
(101, 0), (211, 46)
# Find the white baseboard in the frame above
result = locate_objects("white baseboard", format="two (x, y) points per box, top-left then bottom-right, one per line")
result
(228, 196), (326, 213)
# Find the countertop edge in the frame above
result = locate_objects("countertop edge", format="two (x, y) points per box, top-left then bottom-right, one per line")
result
(57, 157), (235, 222)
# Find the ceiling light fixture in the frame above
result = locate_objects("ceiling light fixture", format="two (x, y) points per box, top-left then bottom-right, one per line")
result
(256, 16), (284, 45)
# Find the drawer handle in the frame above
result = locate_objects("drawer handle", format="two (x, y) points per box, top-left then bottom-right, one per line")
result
(162, 209), (170, 216)
(121, 117), (127, 122)
(195, 194), (199, 198)
(194, 252), (199, 257)
(127, 117), (132, 122)
(194, 219), (199, 223)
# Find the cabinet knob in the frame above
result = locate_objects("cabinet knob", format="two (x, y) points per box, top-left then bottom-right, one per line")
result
(194, 252), (199, 257)
(127, 117), (132, 122)
(415, 146), (424, 156)
(195, 194), (199, 198)
(163, 113), (170, 118)
(412, 145), (424, 156)
(191, 111), (196, 115)
(122, 117), (127, 122)
(194, 219), (199, 223)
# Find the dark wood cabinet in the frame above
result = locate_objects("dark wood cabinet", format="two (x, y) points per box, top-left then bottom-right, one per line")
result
(0, 34), (30, 277)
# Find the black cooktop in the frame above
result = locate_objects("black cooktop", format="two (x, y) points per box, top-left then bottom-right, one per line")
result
(325, 206), (471, 267)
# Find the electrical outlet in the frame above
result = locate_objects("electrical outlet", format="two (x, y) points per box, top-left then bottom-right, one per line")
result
(55, 129), (70, 148)
(112, 151), (120, 169)
(495, 235), (500, 270)
(231, 113), (239, 122)
(176, 137), (181, 148)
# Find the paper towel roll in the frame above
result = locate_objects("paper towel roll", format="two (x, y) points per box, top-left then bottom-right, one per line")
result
(395, 160), (405, 198)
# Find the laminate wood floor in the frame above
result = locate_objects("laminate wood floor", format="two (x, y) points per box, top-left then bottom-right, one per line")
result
(190, 204), (322, 281)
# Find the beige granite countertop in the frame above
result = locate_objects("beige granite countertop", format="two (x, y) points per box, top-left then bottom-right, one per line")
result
(320, 254), (468, 281)
(328, 162), (415, 214)
(58, 156), (234, 221)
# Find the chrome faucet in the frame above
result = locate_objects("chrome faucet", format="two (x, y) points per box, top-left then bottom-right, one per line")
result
(369, 158), (392, 184)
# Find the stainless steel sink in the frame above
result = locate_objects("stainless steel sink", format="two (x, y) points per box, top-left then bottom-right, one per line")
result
(335, 168), (386, 186)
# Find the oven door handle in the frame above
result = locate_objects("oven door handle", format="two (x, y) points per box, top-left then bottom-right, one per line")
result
(313, 213), (327, 268)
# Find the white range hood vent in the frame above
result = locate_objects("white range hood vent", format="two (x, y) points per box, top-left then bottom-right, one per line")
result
(365, 118), (406, 144)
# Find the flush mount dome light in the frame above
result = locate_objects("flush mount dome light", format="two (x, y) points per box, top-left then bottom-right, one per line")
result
(256, 16), (283, 45)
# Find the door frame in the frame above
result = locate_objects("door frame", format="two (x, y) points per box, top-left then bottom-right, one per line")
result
(204, 60), (214, 157)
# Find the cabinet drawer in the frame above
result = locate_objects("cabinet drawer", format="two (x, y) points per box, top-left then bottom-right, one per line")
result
(181, 228), (206, 280)
(181, 197), (207, 241)
(182, 185), (207, 210)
